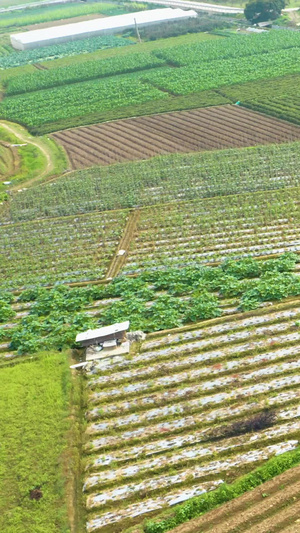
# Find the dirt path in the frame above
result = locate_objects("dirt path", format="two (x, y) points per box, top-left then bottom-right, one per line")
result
(0, 121), (55, 188)
(106, 209), (140, 279)
(170, 464), (300, 533)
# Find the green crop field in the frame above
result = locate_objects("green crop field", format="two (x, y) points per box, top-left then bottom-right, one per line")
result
(0, 1), (126, 31)
(3, 141), (300, 223)
(0, 351), (72, 533)
(2, 31), (300, 133)
(3, 12), (300, 533)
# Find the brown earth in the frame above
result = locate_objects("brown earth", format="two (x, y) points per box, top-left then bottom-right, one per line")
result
(26, 13), (106, 31)
(169, 464), (300, 533)
(52, 105), (300, 170)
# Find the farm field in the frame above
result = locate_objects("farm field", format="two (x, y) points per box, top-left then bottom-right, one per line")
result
(0, 351), (73, 533)
(81, 303), (300, 532)
(220, 74), (300, 125)
(52, 105), (300, 169)
(3, 12), (300, 533)
(0, 1), (126, 31)
(0, 209), (129, 289)
(165, 463), (300, 532)
(4, 140), (300, 223)
(3, 31), (300, 133)
(2, 183), (300, 289)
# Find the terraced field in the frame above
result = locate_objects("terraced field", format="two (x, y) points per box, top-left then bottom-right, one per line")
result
(0, 210), (129, 288)
(82, 303), (300, 531)
(122, 187), (300, 275)
(169, 463), (300, 533)
(52, 105), (300, 169)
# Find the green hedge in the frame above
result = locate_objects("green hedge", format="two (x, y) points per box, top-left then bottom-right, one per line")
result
(144, 446), (300, 533)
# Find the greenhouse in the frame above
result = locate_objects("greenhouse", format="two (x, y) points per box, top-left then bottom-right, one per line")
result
(10, 8), (198, 50)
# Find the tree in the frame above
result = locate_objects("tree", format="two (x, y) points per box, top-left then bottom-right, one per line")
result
(244, 0), (287, 24)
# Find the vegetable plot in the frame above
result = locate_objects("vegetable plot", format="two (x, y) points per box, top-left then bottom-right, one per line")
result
(5, 140), (300, 223)
(82, 302), (300, 531)
(122, 187), (300, 275)
(4, 53), (166, 95)
(0, 210), (128, 289)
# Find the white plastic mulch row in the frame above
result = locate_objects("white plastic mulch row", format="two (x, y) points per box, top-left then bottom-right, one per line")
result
(88, 319), (300, 387)
(86, 397), (300, 452)
(86, 480), (224, 532)
(87, 358), (300, 419)
(87, 373), (300, 434)
(141, 306), (300, 351)
(86, 441), (297, 527)
(87, 330), (300, 376)
(88, 338), (300, 403)
(84, 422), (300, 491)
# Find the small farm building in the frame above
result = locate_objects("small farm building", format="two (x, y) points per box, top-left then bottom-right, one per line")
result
(10, 8), (198, 50)
(76, 320), (130, 348)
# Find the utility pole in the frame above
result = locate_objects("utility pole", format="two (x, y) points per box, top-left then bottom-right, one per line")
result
(134, 18), (142, 43)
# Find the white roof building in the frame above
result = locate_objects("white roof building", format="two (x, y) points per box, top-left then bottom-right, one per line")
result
(76, 320), (130, 346)
(10, 8), (198, 50)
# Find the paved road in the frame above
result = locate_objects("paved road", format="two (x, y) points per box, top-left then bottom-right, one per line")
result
(129, 0), (299, 14)
(0, 0), (75, 13)
(1, 0), (298, 15)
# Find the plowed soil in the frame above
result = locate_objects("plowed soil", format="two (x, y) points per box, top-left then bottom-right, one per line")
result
(169, 464), (300, 533)
(52, 105), (300, 169)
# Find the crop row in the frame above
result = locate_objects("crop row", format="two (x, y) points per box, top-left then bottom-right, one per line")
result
(0, 35), (132, 70)
(145, 48), (300, 96)
(0, 1), (124, 30)
(0, 210), (128, 289)
(5, 31), (300, 96)
(4, 53), (166, 96)
(155, 31), (300, 67)
(82, 302), (300, 530)
(0, 70), (169, 128)
(4, 140), (300, 223)
(123, 187), (300, 274)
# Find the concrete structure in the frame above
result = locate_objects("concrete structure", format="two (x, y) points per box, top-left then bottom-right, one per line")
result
(10, 8), (198, 50)
(76, 320), (130, 348)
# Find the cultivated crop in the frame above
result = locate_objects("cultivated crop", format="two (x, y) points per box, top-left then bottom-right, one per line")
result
(0, 70), (169, 128)
(4, 140), (300, 223)
(0, 210), (128, 289)
(0, 35), (132, 69)
(82, 298), (300, 531)
(4, 53), (165, 95)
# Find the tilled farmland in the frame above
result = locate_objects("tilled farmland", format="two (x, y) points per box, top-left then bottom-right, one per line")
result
(82, 303), (300, 531)
(52, 105), (300, 169)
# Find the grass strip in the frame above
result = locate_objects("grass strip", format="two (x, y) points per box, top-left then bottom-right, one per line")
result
(143, 445), (300, 533)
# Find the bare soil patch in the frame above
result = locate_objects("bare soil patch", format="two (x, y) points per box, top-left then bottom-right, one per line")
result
(27, 13), (106, 31)
(53, 105), (300, 170)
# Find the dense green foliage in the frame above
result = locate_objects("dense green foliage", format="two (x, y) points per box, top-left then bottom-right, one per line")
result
(145, 47), (300, 95)
(244, 0), (286, 23)
(3, 253), (298, 354)
(221, 74), (300, 125)
(5, 141), (300, 223)
(144, 445), (300, 532)
(0, 70), (169, 128)
(4, 53), (165, 95)
(0, 1), (125, 30)
(0, 35), (132, 69)
(2, 31), (300, 131)
(154, 31), (300, 67)
(0, 352), (71, 532)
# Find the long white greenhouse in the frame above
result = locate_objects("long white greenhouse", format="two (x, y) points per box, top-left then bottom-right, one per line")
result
(10, 8), (198, 50)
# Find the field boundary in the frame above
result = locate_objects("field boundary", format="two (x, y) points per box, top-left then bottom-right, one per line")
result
(106, 208), (140, 279)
